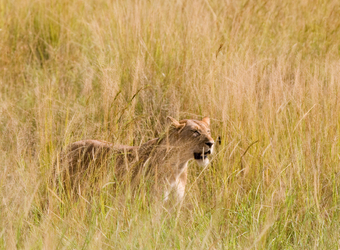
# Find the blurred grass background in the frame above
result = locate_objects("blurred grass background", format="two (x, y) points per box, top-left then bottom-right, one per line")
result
(1, 0), (340, 248)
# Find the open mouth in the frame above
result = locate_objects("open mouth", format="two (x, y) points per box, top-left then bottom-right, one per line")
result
(194, 150), (211, 160)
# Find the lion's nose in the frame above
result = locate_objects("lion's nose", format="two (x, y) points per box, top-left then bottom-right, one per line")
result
(205, 141), (214, 148)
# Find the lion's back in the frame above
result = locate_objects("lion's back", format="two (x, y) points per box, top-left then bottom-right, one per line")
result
(53, 140), (137, 193)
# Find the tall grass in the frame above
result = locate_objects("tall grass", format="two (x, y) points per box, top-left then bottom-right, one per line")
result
(1, 0), (340, 248)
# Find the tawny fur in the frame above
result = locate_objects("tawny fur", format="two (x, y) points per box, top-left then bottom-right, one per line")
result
(53, 116), (214, 201)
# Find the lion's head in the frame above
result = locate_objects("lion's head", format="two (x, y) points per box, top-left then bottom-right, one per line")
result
(166, 116), (215, 167)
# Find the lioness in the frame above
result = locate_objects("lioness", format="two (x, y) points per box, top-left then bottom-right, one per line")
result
(53, 116), (214, 201)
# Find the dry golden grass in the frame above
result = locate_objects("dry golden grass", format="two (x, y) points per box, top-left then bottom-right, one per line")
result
(1, 0), (340, 248)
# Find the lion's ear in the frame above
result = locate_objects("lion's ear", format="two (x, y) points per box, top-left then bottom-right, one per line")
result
(167, 116), (185, 131)
(202, 117), (210, 126)
(167, 116), (181, 128)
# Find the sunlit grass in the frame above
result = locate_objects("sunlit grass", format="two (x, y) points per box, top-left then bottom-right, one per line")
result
(1, 0), (340, 248)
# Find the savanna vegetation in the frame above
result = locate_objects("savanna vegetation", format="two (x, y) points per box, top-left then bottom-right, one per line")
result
(1, 0), (340, 248)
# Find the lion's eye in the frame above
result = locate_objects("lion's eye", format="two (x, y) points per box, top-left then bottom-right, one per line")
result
(192, 130), (200, 137)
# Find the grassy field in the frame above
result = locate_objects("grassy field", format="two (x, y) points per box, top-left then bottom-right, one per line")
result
(1, 0), (340, 248)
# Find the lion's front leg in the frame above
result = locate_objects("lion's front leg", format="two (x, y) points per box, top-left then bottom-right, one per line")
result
(176, 170), (187, 201)
(175, 179), (186, 201)
(163, 168), (187, 202)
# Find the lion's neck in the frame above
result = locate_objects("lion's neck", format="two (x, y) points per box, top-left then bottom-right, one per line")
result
(137, 132), (192, 168)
